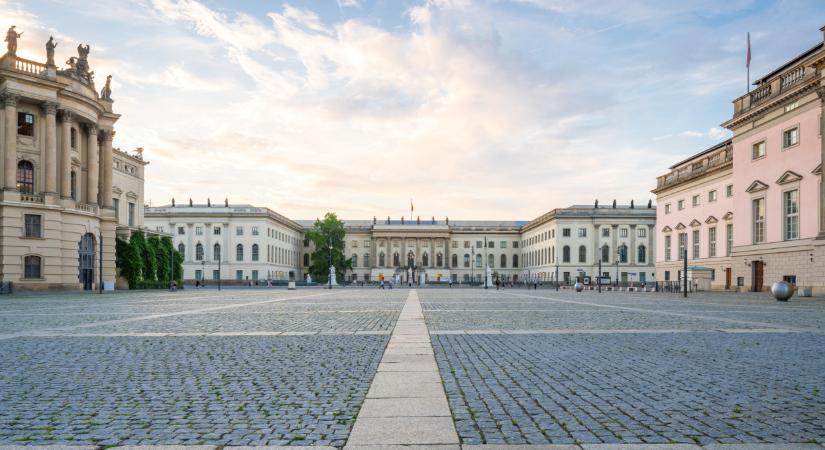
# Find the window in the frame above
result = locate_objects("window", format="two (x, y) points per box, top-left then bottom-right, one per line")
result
(619, 228), (628, 238)
(602, 228), (610, 237)
(488, 241), (495, 249)
(213, 269), (220, 281)
(692, 195), (700, 207)
(784, 189), (799, 240)
(236, 270), (243, 281)
(16, 160), (34, 194)
(195, 243), (204, 261)
(678, 233), (687, 259)
(708, 227), (717, 257)
(70, 171), (77, 200)
(251, 244), (259, 261)
(195, 270), (202, 281)
(562, 245), (570, 263)
(637, 227), (646, 238)
(213, 226), (221, 235)
(195, 226), (203, 235)
(487, 254), (494, 268)
(726, 185), (733, 198)
(752, 198), (765, 244)
(500, 241), (507, 249)
(23, 255), (42, 278)
(213, 243), (221, 261)
(178, 243), (185, 259)
(236, 227), (244, 236)
(451, 254), (457, 267)
(708, 190), (717, 202)
(236, 244), (244, 261)
(475, 241), (482, 248)
(785, 101), (798, 113)
(463, 241), (469, 248)
(474, 254), (482, 268)
(618, 245), (628, 263)
(365, 240), (371, 248)
(637, 245), (646, 264)
(17, 112), (34, 136)
(113, 198), (120, 220)
(463, 254), (470, 268)
(578, 245), (586, 263)
(677, 200), (685, 210)
(577, 228), (587, 238)
(177, 226), (185, 235)
(512, 241), (519, 249)
(601, 245), (610, 263)
(692, 229), (700, 259)
(512, 254), (519, 268)
(128, 202), (135, 227)
(364, 253), (370, 267)
(251, 226), (259, 236)
(451, 241), (458, 248)
(23, 214), (42, 238)
(664, 236), (671, 261)
(726, 224), (733, 256)
(70, 128), (77, 148)
(782, 127), (799, 148)
(664, 204), (671, 214)
(351, 254), (358, 267)
(562, 228), (571, 237)
(752, 140), (766, 159)
(303, 253), (310, 266)
(500, 254), (507, 268)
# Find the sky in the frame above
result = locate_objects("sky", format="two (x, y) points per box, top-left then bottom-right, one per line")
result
(2, 0), (823, 220)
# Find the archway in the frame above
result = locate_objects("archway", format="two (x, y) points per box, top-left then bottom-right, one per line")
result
(78, 233), (95, 290)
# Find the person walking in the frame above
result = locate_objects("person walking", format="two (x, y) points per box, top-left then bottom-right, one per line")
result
(379, 280), (385, 290)
(495, 278), (500, 290)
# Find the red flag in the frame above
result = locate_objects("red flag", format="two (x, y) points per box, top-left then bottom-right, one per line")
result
(746, 32), (751, 68)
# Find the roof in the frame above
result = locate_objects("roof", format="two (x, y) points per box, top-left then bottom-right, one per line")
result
(668, 139), (732, 170)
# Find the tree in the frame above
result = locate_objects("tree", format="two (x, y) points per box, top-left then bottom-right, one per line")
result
(305, 212), (351, 283)
(115, 232), (182, 289)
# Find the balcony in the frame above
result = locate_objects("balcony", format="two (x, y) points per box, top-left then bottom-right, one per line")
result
(655, 145), (732, 190)
(20, 193), (44, 203)
(730, 55), (820, 119)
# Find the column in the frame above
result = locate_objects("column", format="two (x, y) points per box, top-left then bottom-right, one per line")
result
(59, 109), (73, 198)
(593, 224), (601, 265)
(611, 224), (618, 264)
(85, 124), (98, 205)
(99, 129), (113, 207)
(819, 90), (825, 238)
(41, 101), (59, 195)
(2, 93), (19, 189)
(630, 224), (637, 265)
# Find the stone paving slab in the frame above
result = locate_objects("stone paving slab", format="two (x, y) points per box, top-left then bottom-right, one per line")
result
(347, 417), (460, 445)
(357, 397), (451, 417)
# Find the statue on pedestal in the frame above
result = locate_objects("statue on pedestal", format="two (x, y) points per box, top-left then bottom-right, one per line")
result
(329, 265), (338, 286)
(46, 36), (57, 66)
(100, 75), (112, 100)
(485, 265), (493, 288)
(5, 26), (21, 56)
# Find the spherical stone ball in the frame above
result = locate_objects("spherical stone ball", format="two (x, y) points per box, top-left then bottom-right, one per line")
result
(574, 282), (584, 292)
(771, 281), (794, 302)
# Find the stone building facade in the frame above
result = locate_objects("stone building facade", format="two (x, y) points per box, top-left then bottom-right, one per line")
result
(0, 31), (143, 291)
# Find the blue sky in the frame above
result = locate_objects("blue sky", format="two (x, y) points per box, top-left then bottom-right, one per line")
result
(2, 0), (823, 219)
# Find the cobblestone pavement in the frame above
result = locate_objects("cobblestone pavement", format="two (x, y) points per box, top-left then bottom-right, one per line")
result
(421, 289), (825, 446)
(0, 289), (406, 447)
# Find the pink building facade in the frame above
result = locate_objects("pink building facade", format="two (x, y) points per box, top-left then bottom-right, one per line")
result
(655, 26), (825, 294)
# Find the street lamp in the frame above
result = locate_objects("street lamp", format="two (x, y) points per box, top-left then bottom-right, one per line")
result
(483, 237), (488, 289)
(471, 246), (475, 287)
(201, 260), (205, 287)
(328, 236), (334, 290)
(616, 249), (620, 287)
(598, 256), (602, 293)
(217, 257), (221, 291)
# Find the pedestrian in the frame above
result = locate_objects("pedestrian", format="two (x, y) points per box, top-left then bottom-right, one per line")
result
(169, 280), (177, 292)
(379, 280), (385, 290)
(448, 279), (453, 288)
(533, 281), (538, 290)
(495, 279), (500, 290)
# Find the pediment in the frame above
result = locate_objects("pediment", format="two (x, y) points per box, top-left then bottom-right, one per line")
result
(661, 225), (673, 233)
(705, 215), (718, 224)
(689, 219), (701, 227)
(776, 170), (802, 185)
(723, 211), (734, 221)
(112, 186), (123, 195)
(126, 191), (138, 199)
(675, 222), (686, 230)
(814, 163), (822, 176)
(745, 180), (769, 193)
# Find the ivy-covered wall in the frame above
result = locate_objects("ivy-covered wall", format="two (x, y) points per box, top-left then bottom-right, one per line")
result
(115, 231), (183, 289)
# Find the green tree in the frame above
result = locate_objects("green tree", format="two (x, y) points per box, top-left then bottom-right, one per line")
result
(155, 236), (171, 282)
(305, 212), (351, 283)
(115, 237), (140, 288)
(142, 234), (159, 282)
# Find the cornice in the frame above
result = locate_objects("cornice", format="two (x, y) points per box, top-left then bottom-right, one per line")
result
(722, 78), (820, 131)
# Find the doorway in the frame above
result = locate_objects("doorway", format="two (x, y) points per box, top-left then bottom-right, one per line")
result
(725, 268), (732, 289)
(751, 261), (764, 292)
(78, 233), (96, 291)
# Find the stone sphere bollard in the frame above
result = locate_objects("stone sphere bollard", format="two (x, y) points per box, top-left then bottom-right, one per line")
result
(574, 282), (584, 292)
(771, 281), (794, 302)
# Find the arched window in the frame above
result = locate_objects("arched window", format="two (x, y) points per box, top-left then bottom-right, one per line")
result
(236, 244), (244, 261)
(178, 243), (185, 259)
(619, 244), (628, 263)
(552, 246), (555, 263)
(393, 252), (399, 266)
(213, 243), (221, 261)
(352, 254), (358, 267)
(601, 245), (610, 263)
(251, 244), (259, 261)
(364, 253), (370, 267)
(474, 254), (482, 268)
(451, 254), (458, 268)
(407, 251), (415, 267)
(16, 160), (34, 194)
(195, 243), (204, 261)
(303, 253), (309, 266)
(578, 245), (587, 263)
(562, 245), (570, 263)
(436, 253), (443, 267)
(379, 252), (385, 267)
(500, 254), (507, 268)
(637, 245), (646, 264)
(23, 255), (42, 279)
(422, 252), (429, 267)
(512, 254), (519, 268)
(488, 254), (494, 268)
(463, 254), (470, 268)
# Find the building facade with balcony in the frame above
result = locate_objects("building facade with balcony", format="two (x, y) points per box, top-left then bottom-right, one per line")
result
(652, 140), (735, 290)
(721, 25), (825, 294)
(519, 204), (656, 285)
(0, 31), (139, 290)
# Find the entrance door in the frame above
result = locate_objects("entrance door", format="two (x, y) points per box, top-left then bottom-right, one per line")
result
(78, 233), (95, 291)
(725, 268), (732, 289)
(752, 261), (764, 292)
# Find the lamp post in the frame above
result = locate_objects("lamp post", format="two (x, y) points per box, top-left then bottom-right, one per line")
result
(217, 258), (221, 291)
(201, 260), (205, 287)
(483, 237), (488, 289)
(555, 260), (559, 291)
(98, 229), (104, 294)
(616, 249), (620, 288)
(471, 246), (475, 287)
(328, 236), (333, 290)
(598, 257), (602, 293)
(683, 248), (688, 298)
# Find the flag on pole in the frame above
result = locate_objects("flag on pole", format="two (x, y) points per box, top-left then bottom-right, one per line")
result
(746, 32), (751, 68)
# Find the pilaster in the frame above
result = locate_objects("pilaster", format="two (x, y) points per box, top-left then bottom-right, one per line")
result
(58, 109), (74, 201)
(2, 92), (19, 191)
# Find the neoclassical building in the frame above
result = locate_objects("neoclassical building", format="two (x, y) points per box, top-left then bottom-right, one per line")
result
(0, 29), (144, 290)
(147, 203), (655, 285)
(654, 25), (825, 294)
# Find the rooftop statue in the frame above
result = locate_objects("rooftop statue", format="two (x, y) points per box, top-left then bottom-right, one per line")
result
(46, 36), (57, 66)
(100, 75), (112, 100)
(5, 25), (22, 56)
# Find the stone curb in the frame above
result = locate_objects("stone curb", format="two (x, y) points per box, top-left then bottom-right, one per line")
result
(1, 442), (823, 449)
